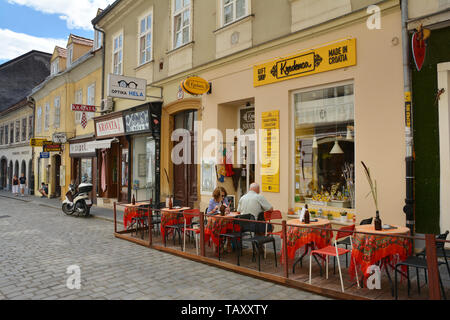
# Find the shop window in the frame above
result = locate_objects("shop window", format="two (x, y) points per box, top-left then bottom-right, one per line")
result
(293, 83), (355, 209)
(11, 122), (15, 143)
(67, 45), (73, 68)
(138, 12), (153, 65)
(0, 126), (3, 145)
(15, 120), (20, 143)
(80, 159), (92, 183)
(5, 124), (8, 144)
(172, 0), (191, 49)
(44, 103), (50, 131)
(132, 136), (156, 201)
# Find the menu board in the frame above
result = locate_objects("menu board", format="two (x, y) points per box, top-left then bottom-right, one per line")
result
(261, 110), (280, 193)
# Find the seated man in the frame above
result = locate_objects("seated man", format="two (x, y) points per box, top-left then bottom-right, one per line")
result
(237, 183), (273, 234)
(38, 183), (48, 198)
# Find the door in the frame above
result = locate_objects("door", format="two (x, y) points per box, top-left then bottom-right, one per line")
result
(54, 155), (61, 197)
(119, 142), (129, 202)
(173, 110), (198, 208)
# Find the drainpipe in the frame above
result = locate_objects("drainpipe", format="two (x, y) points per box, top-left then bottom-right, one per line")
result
(93, 23), (105, 198)
(28, 96), (36, 195)
(401, 0), (415, 235)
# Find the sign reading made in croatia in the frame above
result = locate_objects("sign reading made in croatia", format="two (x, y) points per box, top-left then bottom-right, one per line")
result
(253, 38), (356, 87)
(107, 74), (147, 101)
(71, 104), (96, 112)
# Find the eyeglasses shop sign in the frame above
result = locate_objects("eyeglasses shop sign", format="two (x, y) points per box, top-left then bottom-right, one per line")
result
(107, 74), (147, 101)
(125, 110), (149, 133)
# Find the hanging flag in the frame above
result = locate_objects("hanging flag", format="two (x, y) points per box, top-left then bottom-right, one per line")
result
(81, 112), (88, 129)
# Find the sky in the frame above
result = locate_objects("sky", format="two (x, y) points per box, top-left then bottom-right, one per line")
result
(0, 0), (115, 65)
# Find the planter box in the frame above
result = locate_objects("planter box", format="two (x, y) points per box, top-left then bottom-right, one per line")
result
(329, 200), (351, 208)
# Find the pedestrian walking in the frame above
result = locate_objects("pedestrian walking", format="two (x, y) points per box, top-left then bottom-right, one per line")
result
(19, 173), (26, 197)
(12, 175), (19, 196)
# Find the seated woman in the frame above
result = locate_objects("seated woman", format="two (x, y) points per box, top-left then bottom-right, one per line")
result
(207, 187), (230, 215)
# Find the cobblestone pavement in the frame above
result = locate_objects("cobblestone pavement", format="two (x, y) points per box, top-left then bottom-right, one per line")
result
(0, 196), (330, 300)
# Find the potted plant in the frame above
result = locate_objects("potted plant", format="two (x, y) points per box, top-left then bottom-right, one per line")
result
(340, 211), (348, 222)
(327, 213), (334, 221)
(310, 210), (316, 218)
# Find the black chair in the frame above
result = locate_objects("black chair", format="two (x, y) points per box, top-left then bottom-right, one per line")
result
(243, 220), (278, 272)
(416, 230), (450, 277)
(218, 214), (254, 266)
(394, 255), (447, 300)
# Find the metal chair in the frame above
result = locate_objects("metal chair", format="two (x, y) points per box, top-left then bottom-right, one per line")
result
(416, 230), (450, 277)
(263, 210), (282, 259)
(244, 219), (278, 272)
(182, 209), (201, 255)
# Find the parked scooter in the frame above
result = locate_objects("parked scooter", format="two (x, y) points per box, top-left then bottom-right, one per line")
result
(62, 182), (93, 216)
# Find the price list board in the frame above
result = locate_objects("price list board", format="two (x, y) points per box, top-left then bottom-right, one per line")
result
(261, 110), (280, 193)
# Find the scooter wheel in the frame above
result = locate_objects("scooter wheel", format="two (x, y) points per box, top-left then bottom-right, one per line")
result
(75, 200), (88, 217)
(62, 203), (74, 215)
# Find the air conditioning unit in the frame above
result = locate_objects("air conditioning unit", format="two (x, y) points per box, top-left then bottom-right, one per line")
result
(100, 97), (114, 113)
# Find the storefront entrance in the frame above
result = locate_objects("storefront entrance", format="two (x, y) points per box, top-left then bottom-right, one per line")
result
(173, 109), (198, 208)
(53, 154), (61, 197)
(0, 157), (7, 189)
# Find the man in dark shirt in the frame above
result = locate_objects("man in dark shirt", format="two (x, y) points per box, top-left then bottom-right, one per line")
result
(19, 173), (26, 197)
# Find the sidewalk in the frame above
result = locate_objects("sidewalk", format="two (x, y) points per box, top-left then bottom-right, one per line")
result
(0, 190), (124, 225)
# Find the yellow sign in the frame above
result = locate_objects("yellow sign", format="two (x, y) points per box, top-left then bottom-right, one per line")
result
(261, 110), (280, 193)
(29, 138), (52, 147)
(254, 39), (356, 87)
(181, 76), (210, 95)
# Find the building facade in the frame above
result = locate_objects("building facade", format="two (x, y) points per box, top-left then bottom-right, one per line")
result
(0, 51), (51, 192)
(30, 34), (102, 200)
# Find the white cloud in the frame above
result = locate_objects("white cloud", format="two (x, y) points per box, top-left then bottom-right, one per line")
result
(7, 0), (115, 30)
(0, 28), (66, 60)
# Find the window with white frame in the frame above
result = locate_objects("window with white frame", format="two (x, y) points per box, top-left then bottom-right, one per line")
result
(22, 118), (27, 141)
(51, 59), (59, 75)
(36, 107), (42, 133)
(44, 103), (50, 131)
(0, 126), (3, 145)
(94, 30), (103, 50)
(173, 0), (191, 49)
(138, 13), (153, 65)
(28, 115), (33, 139)
(67, 45), (73, 68)
(54, 96), (60, 128)
(113, 33), (123, 75)
(87, 83), (95, 121)
(223, 0), (247, 26)
(15, 120), (20, 143)
(75, 89), (83, 124)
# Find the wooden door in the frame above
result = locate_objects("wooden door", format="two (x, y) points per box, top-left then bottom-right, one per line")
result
(54, 155), (61, 197)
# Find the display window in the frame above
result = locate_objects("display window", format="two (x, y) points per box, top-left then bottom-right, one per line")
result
(80, 159), (92, 184)
(293, 83), (355, 209)
(132, 135), (156, 201)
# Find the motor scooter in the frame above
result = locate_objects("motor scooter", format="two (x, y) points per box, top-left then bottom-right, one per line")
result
(62, 182), (93, 216)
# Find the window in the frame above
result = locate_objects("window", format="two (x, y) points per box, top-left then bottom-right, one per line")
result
(0, 126), (3, 145)
(54, 96), (60, 128)
(15, 120), (19, 143)
(22, 118), (27, 141)
(138, 13), (153, 65)
(51, 58), (59, 75)
(29, 115), (33, 139)
(80, 159), (92, 183)
(67, 45), (73, 68)
(44, 103), (50, 131)
(112, 33), (123, 75)
(10, 123), (14, 144)
(223, 0), (247, 25)
(87, 83), (95, 121)
(75, 89), (83, 124)
(4, 125), (8, 145)
(293, 83), (355, 209)
(94, 30), (102, 50)
(173, 0), (191, 49)
(36, 107), (42, 133)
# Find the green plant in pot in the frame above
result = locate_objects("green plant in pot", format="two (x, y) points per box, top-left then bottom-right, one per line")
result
(340, 211), (348, 222)
(327, 213), (333, 220)
(310, 210), (316, 218)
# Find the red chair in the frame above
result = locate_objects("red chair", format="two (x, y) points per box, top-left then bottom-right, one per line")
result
(308, 224), (360, 292)
(183, 209), (201, 255)
(264, 210), (283, 259)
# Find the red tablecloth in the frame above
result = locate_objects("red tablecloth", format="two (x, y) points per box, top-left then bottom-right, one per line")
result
(160, 208), (191, 240)
(349, 225), (412, 281)
(204, 214), (240, 248)
(123, 204), (151, 228)
(281, 219), (333, 263)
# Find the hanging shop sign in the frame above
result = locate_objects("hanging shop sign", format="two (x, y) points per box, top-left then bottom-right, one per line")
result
(40, 152), (50, 159)
(71, 104), (96, 112)
(52, 133), (67, 144)
(261, 110), (280, 193)
(69, 141), (96, 157)
(181, 76), (210, 96)
(43, 144), (62, 152)
(253, 38), (356, 87)
(240, 107), (255, 131)
(124, 109), (150, 133)
(96, 116), (125, 138)
(412, 25), (431, 72)
(30, 138), (52, 147)
(107, 74), (147, 101)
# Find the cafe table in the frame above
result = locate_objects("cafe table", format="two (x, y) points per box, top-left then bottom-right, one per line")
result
(160, 207), (191, 243)
(349, 224), (411, 290)
(123, 202), (152, 228)
(282, 218), (333, 272)
(204, 212), (240, 250)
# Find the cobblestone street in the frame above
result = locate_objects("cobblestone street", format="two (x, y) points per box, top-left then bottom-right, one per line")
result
(0, 195), (329, 300)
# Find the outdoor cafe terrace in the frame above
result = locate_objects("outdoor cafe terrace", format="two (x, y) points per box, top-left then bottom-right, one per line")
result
(113, 201), (450, 300)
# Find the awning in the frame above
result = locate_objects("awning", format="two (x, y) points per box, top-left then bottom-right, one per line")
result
(86, 138), (118, 150)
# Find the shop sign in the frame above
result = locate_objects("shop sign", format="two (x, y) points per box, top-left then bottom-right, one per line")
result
(180, 76), (210, 95)
(253, 38), (356, 87)
(261, 110), (280, 193)
(69, 142), (96, 156)
(240, 107), (255, 131)
(52, 133), (67, 144)
(107, 74), (147, 101)
(124, 109), (149, 133)
(40, 152), (49, 159)
(96, 117), (125, 137)
(30, 138), (52, 147)
(43, 144), (62, 152)
(71, 104), (96, 112)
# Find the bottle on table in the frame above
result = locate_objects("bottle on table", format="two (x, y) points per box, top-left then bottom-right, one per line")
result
(304, 204), (310, 224)
(374, 210), (382, 230)
(168, 196), (173, 209)
(132, 194), (136, 205)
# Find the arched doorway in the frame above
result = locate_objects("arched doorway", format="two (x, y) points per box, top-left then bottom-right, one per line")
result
(8, 160), (13, 189)
(21, 160), (26, 177)
(0, 157), (7, 189)
(53, 154), (61, 197)
(172, 109), (198, 208)
(14, 160), (19, 178)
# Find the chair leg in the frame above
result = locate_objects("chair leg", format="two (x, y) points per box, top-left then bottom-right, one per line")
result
(273, 239), (277, 267)
(416, 267), (420, 296)
(336, 253), (345, 293)
(353, 257), (360, 288)
(438, 272), (447, 300)
(309, 253), (313, 284)
(257, 244), (261, 272)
